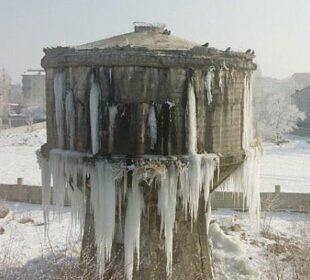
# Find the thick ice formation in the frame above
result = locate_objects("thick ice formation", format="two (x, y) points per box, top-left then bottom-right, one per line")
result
(148, 105), (157, 150)
(204, 69), (214, 105)
(65, 90), (75, 150)
(158, 164), (178, 275)
(124, 171), (145, 280)
(54, 72), (65, 148)
(90, 74), (101, 154)
(219, 72), (262, 222)
(242, 71), (254, 149)
(41, 150), (219, 280)
(90, 161), (117, 275)
(40, 158), (51, 233)
(187, 81), (197, 154)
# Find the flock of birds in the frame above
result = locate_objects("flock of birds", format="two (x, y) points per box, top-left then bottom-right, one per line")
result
(202, 42), (255, 55)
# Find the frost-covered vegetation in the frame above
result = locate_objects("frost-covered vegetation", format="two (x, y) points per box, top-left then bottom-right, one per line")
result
(253, 70), (306, 142)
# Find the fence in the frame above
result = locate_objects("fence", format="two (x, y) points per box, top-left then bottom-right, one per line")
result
(0, 183), (309, 211)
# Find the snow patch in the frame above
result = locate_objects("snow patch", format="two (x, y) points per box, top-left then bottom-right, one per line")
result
(209, 222), (259, 280)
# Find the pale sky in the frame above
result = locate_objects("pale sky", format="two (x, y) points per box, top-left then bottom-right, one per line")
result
(1, 0), (309, 83)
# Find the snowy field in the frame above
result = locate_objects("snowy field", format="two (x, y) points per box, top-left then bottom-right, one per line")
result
(0, 201), (308, 279)
(0, 127), (45, 185)
(0, 201), (81, 280)
(260, 136), (310, 193)
(0, 127), (310, 195)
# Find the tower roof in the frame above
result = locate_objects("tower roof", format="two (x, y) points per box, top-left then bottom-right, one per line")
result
(77, 24), (199, 51)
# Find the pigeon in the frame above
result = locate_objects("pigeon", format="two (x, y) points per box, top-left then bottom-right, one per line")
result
(202, 42), (209, 47)
(251, 50), (255, 55)
(246, 49), (251, 54)
(225, 47), (231, 52)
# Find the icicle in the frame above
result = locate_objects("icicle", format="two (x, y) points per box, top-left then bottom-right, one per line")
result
(90, 160), (116, 276)
(218, 68), (225, 94)
(49, 150), (67, 215)
(242, 71), (254, 149)
(90, 74), (100, 154)
(67, 183), (85, 234)
(187, 80), (202, 223)
(158, 164), (178, 275)
(65, 90), (75, 150)
(40, 157), (51, 233)
(187, 81), (197, 154)
(124, 171), (144, 280)
(204, 69), (214, 105)
(205, 193), (212, 234)
(108, 105), (118, 153)
(179, 163), (189, 219)
(188, 155), (201, 223)
(109, 68), (112, 84)
(54, 72), (65, 148)
(201, 155), (219, 209)
(219, 143), (262, 223)
(148, 105), (157, 150)
(242, 142), (262, 221)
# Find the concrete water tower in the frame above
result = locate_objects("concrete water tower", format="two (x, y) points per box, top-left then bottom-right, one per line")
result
(40, 23), (257, 279)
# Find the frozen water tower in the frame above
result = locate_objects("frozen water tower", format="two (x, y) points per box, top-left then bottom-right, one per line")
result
(40, 23), (258, 279)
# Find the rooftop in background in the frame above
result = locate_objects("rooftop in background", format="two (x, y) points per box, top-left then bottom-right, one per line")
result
(22, 69), (45, 76)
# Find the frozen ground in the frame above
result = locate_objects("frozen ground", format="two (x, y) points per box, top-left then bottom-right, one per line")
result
(0, 202), (308, 280)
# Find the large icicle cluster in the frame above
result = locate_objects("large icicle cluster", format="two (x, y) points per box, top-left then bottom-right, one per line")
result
(41, 150), (219, 280)
(219, 71), (262, 221)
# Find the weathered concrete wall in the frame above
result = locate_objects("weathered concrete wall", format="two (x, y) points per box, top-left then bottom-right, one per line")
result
(2, 184), (309, 211)
(46, 66), (248, 162)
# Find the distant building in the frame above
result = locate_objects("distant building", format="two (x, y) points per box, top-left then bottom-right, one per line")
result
(22, 69), (45, 108)
(291, 73), (310, 91)
(292, 85), (310, 135)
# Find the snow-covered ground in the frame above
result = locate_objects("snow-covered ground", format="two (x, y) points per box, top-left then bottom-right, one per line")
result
(0, 202), (308, 279)
(0, 201), (81, 279)
(210, 209), (310, 280)
(260, 136), (310, 193)
(0, 127), (46, 185)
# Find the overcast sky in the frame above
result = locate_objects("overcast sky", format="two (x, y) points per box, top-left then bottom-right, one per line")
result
(1, 0), (309, 82)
